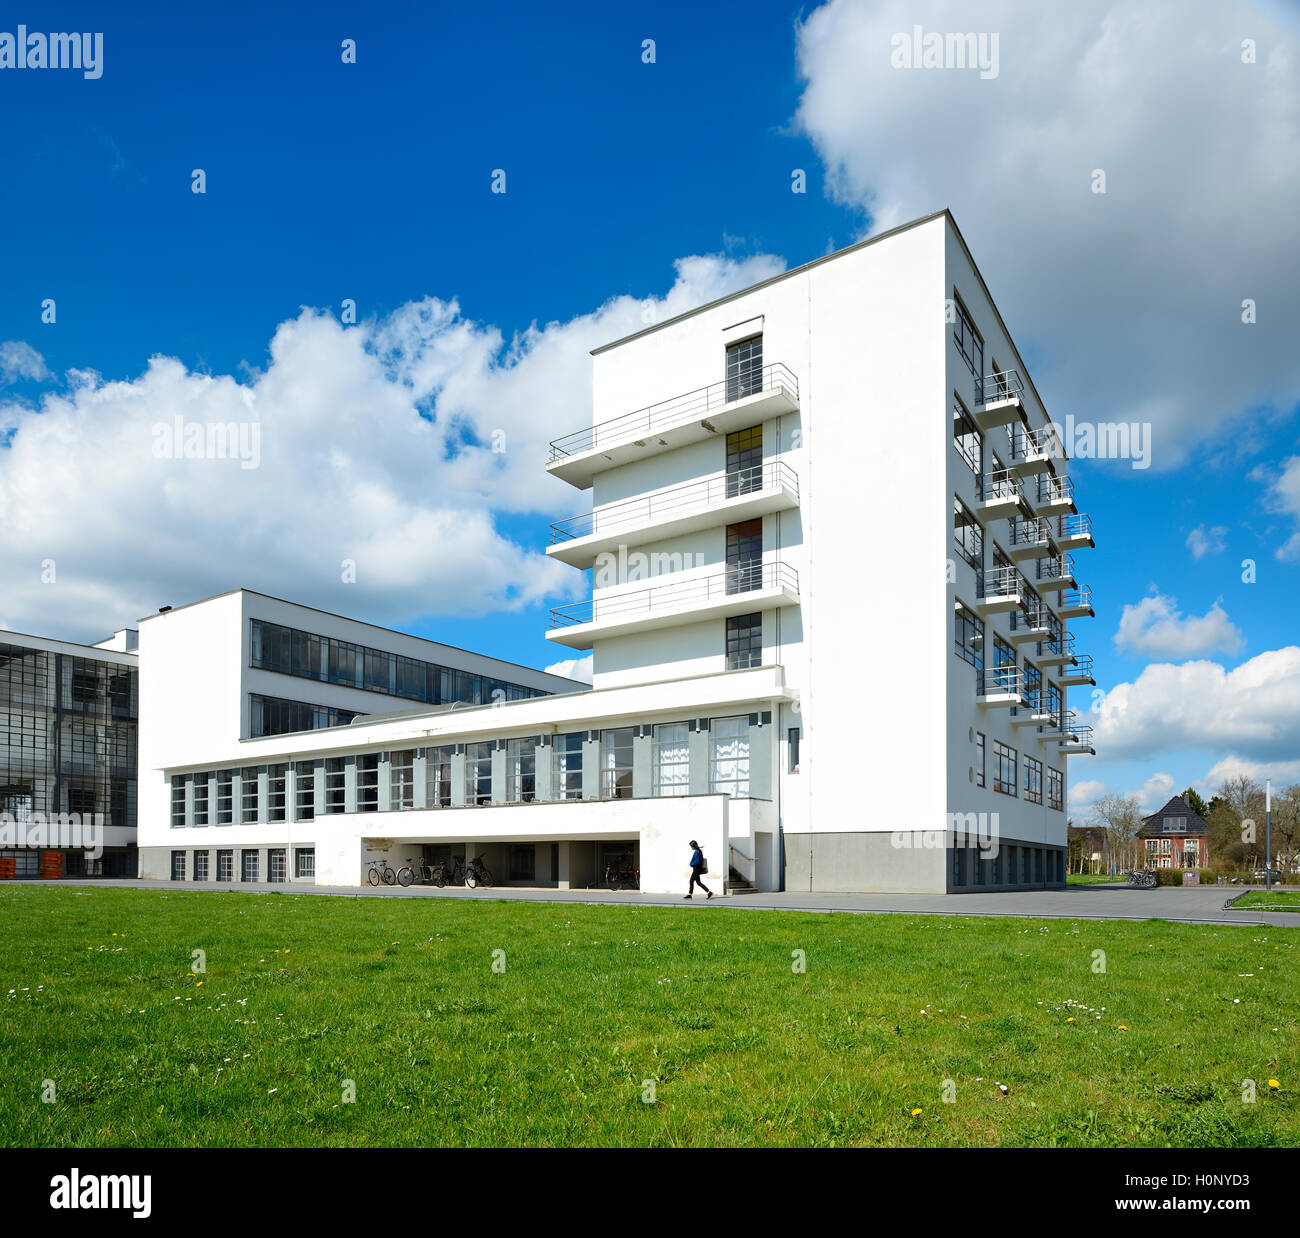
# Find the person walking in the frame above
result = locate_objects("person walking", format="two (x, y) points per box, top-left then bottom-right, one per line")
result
(685, 839), (713, 899)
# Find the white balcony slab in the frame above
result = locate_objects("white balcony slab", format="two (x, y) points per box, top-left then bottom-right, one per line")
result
(974, 396), (1023, 430)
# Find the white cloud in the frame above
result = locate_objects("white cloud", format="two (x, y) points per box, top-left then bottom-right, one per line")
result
(1091, 645), (1300, 762)
(0, 252), (786, 643)
(793, 0), (1300, 466)
(0, 341), (51, 383)
(1266, 455), (1300, 560)
(1193, 754), (1300, 794)
(544, 655), (593, 684)
(1069, 771), (1174, 819)
(1113, 591), (1244, 658)
(1186, 524), (1227, 559)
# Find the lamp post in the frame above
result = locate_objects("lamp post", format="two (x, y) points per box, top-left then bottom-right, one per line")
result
(1266, 779), (1272, 893)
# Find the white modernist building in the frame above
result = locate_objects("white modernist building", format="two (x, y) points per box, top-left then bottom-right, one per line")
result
(141, 209), (1094, 894)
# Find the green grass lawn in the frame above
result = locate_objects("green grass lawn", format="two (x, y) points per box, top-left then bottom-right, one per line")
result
(1233, 891), (1300, 912)
(1, 885), (1296, 1148)
(1067, 873), (1125, 885)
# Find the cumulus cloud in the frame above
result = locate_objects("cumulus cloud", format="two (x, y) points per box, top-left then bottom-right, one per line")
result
(1069, 772), (1175, 819)
(0, 252), (786, 642)
(0, 341), (51, 384)
(1194, 754), (1300, 793)
(1266, 455), (1300, 560)
(1186, 524), (1227, 559)
(1113, 591), (1244, 658)
(1091, 645), (1300, 762)
(544, 655), (593, 684)
(793, 0), (1300, 466)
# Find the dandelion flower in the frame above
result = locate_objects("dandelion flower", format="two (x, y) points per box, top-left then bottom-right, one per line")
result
(911, 1108), (923, 1116)
(1268, 1079), (1281, 1089)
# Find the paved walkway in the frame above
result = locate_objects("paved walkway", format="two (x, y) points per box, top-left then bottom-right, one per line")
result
(29, 877), (1299, 927)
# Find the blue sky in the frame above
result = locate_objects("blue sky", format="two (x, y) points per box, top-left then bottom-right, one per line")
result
(3, 0), (1299, 817)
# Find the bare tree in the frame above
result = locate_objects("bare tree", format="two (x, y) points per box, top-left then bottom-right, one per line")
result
(1090, 793), (1143, 872)
(1272, 784), (1300, 878)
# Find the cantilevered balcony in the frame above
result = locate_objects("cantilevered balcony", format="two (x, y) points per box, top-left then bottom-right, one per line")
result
(974, 565), (1024, 615)
(1007, 516), (1057, 562)
(1059, 722), (1096, 756)
(1036, 632), (1077, 668)
(1009, 423), (1065, 476)
(976, 468), (1031, 521)
(974, 369), (1025, 430)
(1058, 585), (1094, 619)
(546, 561), (800, 650)
(1058, 655), (1096, 688)
(1011, 700), (1057, 728)
(1031, 472), (1076, 518)
(977, 665), (1029, 707)
(547, 461), (799, 570)
(1054, 513), (1094, 551)
(1034, 553), (1077, 590)
(547, 364), (800, 489)
(1008, 605), (1052, 645)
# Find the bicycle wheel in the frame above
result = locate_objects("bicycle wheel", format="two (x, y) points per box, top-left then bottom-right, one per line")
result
(465, 870), (478, 889)
(397, 867), (414, 888)
(383, 866), (396, 886)
(434, 871), (446, 888)
(478, 867), (494, 889)
(367, 868), (380, 887)
(609, 877), (621, 891)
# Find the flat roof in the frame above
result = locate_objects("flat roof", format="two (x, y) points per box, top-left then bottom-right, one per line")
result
(0, 629), (139, 663)
(137, 587), (582, 687)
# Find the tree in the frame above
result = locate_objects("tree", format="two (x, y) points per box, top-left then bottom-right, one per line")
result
(1271, 784), (1300, 877)
(1182, 787), (1209, 819)
(1217, 775), (1266, 871)
(1091, 793), (1143, 872)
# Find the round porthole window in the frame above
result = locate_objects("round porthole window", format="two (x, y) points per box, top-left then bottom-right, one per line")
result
(968, 767), (975, 783)
(968, 727), (975, 743)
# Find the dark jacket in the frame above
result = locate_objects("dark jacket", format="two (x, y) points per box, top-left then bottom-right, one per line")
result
(690, 848), (703, 869)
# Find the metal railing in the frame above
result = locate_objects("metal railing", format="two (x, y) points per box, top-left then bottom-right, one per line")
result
(980, 665), (1026, 698)
(976, 564), (1024, 601)
(549, 461), (799, 544)
(1036, 553), (1076, 584)
(1059, 584), (1094, 612)
(1011, 603), (1051, 633)
(1061, 722), (1095, 747)
(549, 561), (800, 629)
(1061, 653), (1094, 679)
(548, 363), (799, 461)
(980, 467), (1026, 506)
(977, 369), (1025, 406)
(1036, 473), (1075, 506)
(1010, 422), (1066, 462)
(1040, 630), (1076, 659)
(1009, 516), (1054, 551)
(1055, 512), (1093, 542)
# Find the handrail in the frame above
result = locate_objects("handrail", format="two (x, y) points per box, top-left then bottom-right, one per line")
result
(1062, 723), (1095, 745)
(549, 561), (800, 628)
(1036, 473), (1075, 505)
(1060, 584), (1094, 611)
(1063, 653), (1094, 678)
(549, 461), (799, 544)
(1035, 553), (1076, 582)
(548, 362), (799, 461)
(977, 369), (1025, 406)
(980, 466), (1026, 507)
(981, 665), (1026, 696)
(1056, 513), (1092, 540)
(1011, 422), (1066, 461)
(977, 565), (1023, 598)
(1009, 516), (1054, 548)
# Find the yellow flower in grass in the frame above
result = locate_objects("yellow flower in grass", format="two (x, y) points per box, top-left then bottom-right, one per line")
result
(1118, 1025), (1128, 1031)
(1268, 1079), (1281, 1090)
(1066, 1017), (1075, 1023)
(911, 1108), (923, 1116)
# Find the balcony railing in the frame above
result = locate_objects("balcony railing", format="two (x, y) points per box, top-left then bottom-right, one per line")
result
(980, 665), (1027, 699)
(977, 369), (1025, 406)
(1035, 553), (1076, 584)
(1055, 513), (1093, 543)
(549, 461), (799, 545)
(549, 561), (799, 629)
(1061, 722), (1095, 748)
(1059, 584), (1094, 613)
(1061, 653), (1094, 679)
(548, 363), (799, 461)
(1035, 473), (1075, 507)
(980, 467), (1027, 507)
(1010, 422), (1066, 464)
(1039, 631), (1076, 660)
(1009, 516), (1054, 552)
(976, 564), (1024, 602)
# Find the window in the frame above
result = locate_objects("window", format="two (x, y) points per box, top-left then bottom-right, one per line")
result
(993, 741), (1017, 796)
(216, 850), (233, 882)
(953, 396), (981, 475)
(954, 498), (983, 569)
(193, 773), (209, 826)
(726, 612), (763, 670)
(654, 724), (690, 797)
(193, 851), (209, 882)
(216, 770), (234, 825)
(241, 767), (260, 823)
(554, 733), (584, 800)
(428, 745), (454, 807)
(391, 750), (415, 810)
(975, 732), (986, 788)
(954, 602), (984, 670)
(1047, 767), (1063, 812)
(465, 742), (493, 805)
(725, 519), (763, 594)
(726, 424), (763, 497)
(294, 761), (315, 821)
(324, 758), (346, 814)
(357, 754), (379, 813)
(267, 764), (287, 822)
(171, 776), (186, 827)
(509, 845), (536, 882)
(725, 335), (763, 402)
(1006, 845), (1018, 885)
(953, 295), (984, 382)
(241, 850), (259, 882)
(710, 716), (750, 797)
(170, 850), (186, 881)
(507, 738), (537, 803)
(788, 727), (800, 774)
(1023, 662), (1041, 712)
(267, 849), (286, 883)
(600, 728), (635, 800)
(364, 649), (392, 694)
(295, 848), (315, 880)
(1025, 756), (1043, 805)
(993, 636), (1015, 674)
(249, 693), (362, 738)
(1047, 682), (1062, 722)
(1163, 816), (1187, 833)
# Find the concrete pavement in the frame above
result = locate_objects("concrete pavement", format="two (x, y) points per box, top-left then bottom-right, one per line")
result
(21, 877), (1299, 927)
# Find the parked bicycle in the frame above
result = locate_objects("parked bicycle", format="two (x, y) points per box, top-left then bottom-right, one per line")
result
(605, 862), (639, 891)
(464, 855), (494, 889)
(367, 859), (397, 886)
(397, 857), (435, 887)
(431, 856), (467, 888)
(1127, 868), (1157, 889)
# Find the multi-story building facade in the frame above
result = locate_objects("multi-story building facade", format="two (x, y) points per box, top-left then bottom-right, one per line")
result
(1140, 796), (1211, 870)
(143, 209), (1093, 893)
(0, 630), (139, 876)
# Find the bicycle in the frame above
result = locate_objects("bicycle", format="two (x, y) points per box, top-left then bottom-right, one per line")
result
(605, 862), (639, 891)
(464, 855), (494, 889)
(431, 856), (467, 888)
(397, 857), (435, 887)
(367, 859), (397, 886)
(1127, 868), (1157, 889)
